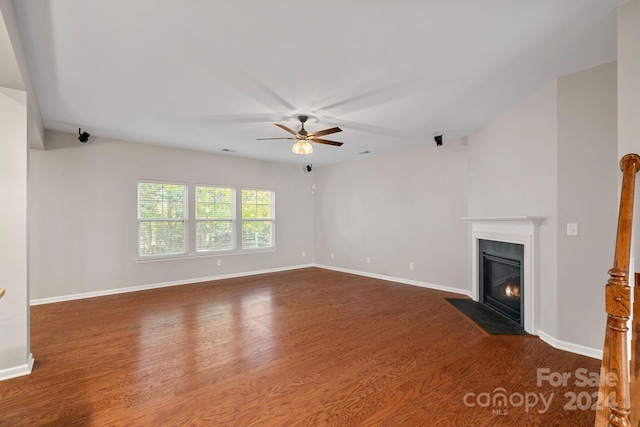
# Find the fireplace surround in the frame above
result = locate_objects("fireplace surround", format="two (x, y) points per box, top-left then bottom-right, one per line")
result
(462, 216), (544, 334)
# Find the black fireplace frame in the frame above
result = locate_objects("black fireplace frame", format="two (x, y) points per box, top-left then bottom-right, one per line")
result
(478, 239), (524, 326)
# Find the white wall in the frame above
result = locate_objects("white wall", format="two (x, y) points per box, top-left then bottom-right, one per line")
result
(0, 87), (31, 377)
(467, 81), (559, 337)
(29, 131), (315, 300)
(313, 140), (469, 292)
(0, 0), (44, 149)
(617, 0), (640, 285)
(557, 62), (618, 350)
(618, 1), (640, 160)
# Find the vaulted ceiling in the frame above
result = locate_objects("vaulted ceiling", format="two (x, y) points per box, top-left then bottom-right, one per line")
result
(12, 0), (623, 165)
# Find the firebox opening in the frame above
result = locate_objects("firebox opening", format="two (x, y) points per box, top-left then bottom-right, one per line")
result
(479, 240), (524, 327)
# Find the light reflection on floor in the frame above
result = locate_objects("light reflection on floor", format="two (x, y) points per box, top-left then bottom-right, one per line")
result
(240, 288), (274, 364)
(136, 286), (274, 377)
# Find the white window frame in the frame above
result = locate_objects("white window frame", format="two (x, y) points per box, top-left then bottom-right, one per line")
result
(195, 185), (236, 253)
(136, 183), (276, 261)
(137, 180), (188, 259)
(241, 188), (276, 251)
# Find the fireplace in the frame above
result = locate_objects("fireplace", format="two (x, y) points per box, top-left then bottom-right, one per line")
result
(463, 216), (543, 335)
(479, 239), (524, 326)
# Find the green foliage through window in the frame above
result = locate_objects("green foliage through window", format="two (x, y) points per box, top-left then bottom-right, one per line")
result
(138, 183), (186, 219)
(242, 189), (274, 249)
(196, 186), (235, 252)
(137, 182), (274, 258)
(138, 182), (187, 257)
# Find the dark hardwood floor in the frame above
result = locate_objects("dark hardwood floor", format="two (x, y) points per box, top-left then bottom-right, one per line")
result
(0, 268), (601, 426)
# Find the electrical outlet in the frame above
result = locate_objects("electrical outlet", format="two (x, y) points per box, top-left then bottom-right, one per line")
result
(302, 251), (306, 257)
(217, 259), (222, 266)
(409, 262), (414, 270)
(330, 253), (334, 259)
(366, 257), (371, 264)
(567, 223), (578, 236)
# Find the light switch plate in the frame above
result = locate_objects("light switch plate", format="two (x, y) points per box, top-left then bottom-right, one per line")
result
(567, 223), (578, 236)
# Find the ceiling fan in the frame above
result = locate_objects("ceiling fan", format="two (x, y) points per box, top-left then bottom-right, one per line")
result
(257, 115), (343, 154)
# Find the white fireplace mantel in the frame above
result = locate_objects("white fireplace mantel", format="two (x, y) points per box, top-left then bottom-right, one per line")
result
(462, 216), (545, 334)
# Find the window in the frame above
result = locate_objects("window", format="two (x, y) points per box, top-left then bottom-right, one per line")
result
(196, 186), (235, 252)
(137, 182), (274, 259)
(137, 181), (188, 257)
(241, 188), (275, 250)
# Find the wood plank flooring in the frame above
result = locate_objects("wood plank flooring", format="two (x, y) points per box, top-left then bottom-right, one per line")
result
(0, 268), (601, 426)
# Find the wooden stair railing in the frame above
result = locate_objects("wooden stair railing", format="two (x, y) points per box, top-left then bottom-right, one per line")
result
(596, 153), (640, 427)
(633, 271), (640, 427)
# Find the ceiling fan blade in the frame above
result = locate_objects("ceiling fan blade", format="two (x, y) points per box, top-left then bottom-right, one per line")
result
(308, 126), (342, 137)
(309, 137), (343, 147)
(316, 115), (406, 138)
(256, 137), (295, 140)
(274, 124), (298, 135)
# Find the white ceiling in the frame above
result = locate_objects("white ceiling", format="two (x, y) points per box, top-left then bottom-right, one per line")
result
(12, 0), (623, 166)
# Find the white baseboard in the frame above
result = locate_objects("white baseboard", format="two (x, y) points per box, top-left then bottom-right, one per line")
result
(30, 263), (471, 306)
(30, 264), (315, 305)
(537, 330), (602, 360)
(314, 264), (473, 298)
(0, 353), (34, 381)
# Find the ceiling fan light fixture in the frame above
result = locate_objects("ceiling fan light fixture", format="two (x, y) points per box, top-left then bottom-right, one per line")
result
(292, 140), (313, 155)
(257, 115), (343, 153)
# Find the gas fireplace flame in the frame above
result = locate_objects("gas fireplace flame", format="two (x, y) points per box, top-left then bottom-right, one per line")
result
(505, 284), (520, 297)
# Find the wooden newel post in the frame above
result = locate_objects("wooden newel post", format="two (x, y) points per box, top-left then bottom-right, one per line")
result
(596, 153), (640, 427)
(603, 267), (631, 427)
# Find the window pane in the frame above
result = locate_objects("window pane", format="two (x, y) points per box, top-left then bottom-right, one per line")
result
(242, 205), (257, 219)
(257, 205), (271, 218)
(242, 189), (256, 205)
(196, 186), (235, 252)
(241, 189), (272, 219)
(138, 182), (186, 220)
(139, 200), (162, 219)
(138, 183), (164, 219)
(138, 221), (186, 256)
(138, 182), (187, 257)
(214, 202), (233, 219)
(196, 220), (234, 252)
(242, 189), (256, 218)
(241, 189), (274, 249)
(197, 186), (234, 219)
(164, 184), (186, 219)
(242, 221), (272, 249)
(256, 190), (271, 204)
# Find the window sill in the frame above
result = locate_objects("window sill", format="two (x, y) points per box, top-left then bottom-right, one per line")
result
(136, 248), (276, 263)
